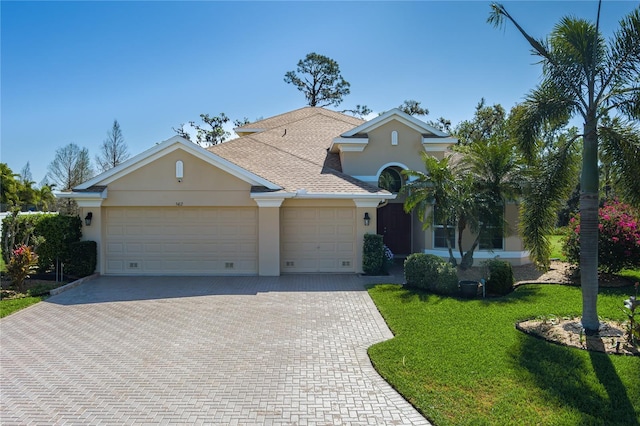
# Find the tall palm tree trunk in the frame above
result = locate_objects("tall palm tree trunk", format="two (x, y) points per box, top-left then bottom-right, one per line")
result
(580, 116), (600, 332)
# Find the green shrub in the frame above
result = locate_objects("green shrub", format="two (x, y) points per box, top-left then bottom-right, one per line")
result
(1, 212), (48, 265)
(484, 259), (514, 295)
(404, 253), (432, 289)
(404, 253), (458, 295)
(363, 234), (385, 275)
(65, 241), (97, 277)
(431, 262), (459, 295)
(35, 215), (82, 271)
(564, 200), (640, 273)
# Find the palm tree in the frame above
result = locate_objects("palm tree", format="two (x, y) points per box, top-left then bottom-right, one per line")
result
(488, 2), (640, 332)
(35, 184), (56, 212)
(402, 154), (460, 265)
(456, 137), (524, 268)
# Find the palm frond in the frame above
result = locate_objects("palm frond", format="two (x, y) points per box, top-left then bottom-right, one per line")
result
(488, 3), (549, 59)
(519, 138), (580, 268)
(602, 7), (640, 106)
(599, 119), (640, 207)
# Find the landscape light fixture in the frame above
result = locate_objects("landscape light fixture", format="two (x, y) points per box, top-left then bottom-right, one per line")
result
(363, 212), (371, 226)
(84, 212), (93, 226)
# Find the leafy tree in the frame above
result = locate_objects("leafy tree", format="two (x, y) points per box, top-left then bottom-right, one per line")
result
(341, 104), (373, 118)
(0, 163), (19, 209)
(190, 113), (230, 147)
(426, 117), (452, 133)
(96, 119), (129, 172)
(46, 143), (94, 191)
(455, 98), (506, 145)
(233, 117), (252, 128)
(488, 2), (640, 332)
(399, 99), (429, 116)
(172, 123), (191, 140)
(284, 52), (351, 108)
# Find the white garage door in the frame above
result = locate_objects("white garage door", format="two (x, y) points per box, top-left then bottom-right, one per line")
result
(104, 207), (257, 275)
(281, 207), (356, 273)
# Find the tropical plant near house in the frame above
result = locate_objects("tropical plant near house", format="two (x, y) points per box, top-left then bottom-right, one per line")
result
(456, 137), (523, 267)
(564, 200), (640, 273)
(402, 154), (461, 266)
(6, 244), (38, 293)
(402, 134), (522, 269)
(489, 2), (640, 332)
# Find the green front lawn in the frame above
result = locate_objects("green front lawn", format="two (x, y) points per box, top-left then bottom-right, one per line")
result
(368, 284), (640, 426)
(0, 295), (44, 318)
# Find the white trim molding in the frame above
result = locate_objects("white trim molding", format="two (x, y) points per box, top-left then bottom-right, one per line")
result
(76, 136), (280, 191)
(329, 137), (368, 153)
(341, 108), (448, 138)
(424, 249), (531, 265)
(422, 137), (457, 152)
(55, 190), (106, 208)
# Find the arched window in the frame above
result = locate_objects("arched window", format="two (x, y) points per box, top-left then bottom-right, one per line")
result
(378, 167), (403, 193)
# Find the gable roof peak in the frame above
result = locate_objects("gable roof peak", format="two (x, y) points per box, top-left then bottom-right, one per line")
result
(341, 108), (450, 138)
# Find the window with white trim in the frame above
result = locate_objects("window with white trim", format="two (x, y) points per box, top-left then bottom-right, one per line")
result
(378, 167), (404, 193)
(433, 206), (455, 249)
(479, 208), (504, 250)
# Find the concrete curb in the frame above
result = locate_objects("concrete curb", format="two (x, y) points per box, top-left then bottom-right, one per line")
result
(49, 273), (99, 296)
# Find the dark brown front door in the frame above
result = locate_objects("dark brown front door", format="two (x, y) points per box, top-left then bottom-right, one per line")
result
(377, 203), (412, 255)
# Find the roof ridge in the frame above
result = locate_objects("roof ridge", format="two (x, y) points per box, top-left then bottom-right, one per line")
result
(235, 107), (364, 132)
(210, 130), (380, 193)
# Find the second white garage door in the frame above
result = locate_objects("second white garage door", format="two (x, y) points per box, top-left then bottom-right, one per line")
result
(104, 207), (258, 275)
(281, 207), (356, 273)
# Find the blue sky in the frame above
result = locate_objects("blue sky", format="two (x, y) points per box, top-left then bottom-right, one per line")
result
(2, 0), (638, 185)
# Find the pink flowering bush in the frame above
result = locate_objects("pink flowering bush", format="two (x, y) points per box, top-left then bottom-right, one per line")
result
(6, 244), (39, 293)
(564, 200), (640, 273)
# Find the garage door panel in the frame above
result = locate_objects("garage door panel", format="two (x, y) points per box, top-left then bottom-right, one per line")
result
(104, 207), (257, 275)
(281, 207), (356, 273)
(106, 243), (124, 254)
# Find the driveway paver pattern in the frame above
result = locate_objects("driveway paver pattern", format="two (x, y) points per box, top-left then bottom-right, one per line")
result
(1, 274), (430, 425)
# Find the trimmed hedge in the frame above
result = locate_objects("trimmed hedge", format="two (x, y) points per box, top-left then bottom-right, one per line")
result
(1, 213), (92, 274)
(35, 215), (82, 271)
(404, 253), (458, 295)
(363, 234), (385, 275)
(484, 259), (514, 295)
(65, 240), (97, 277)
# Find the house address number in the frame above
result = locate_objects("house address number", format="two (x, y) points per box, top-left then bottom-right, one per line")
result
(176, 202), (183, 206)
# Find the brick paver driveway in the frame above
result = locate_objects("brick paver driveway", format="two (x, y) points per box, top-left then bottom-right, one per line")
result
(1, 274), (430, 425)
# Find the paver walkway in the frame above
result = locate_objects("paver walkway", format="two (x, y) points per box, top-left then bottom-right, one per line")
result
(1, 273), (431, 425)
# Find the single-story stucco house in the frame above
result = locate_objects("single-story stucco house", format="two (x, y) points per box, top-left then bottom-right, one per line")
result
(58, 107), (530, 276)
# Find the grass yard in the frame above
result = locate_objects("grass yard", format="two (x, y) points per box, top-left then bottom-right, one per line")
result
(368, 284), (640, 426)
(548, 233), (567, 261)
(0, 295), (44, 318)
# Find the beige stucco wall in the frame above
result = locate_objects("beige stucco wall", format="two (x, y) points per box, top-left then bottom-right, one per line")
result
(340, 121), (430, 179)
(504, 203), (524, 251)
(103, 149), (254, 207)
(417, 203), (529, 265)
(78, 206), (101, 274)
(258, 206), (280, 276)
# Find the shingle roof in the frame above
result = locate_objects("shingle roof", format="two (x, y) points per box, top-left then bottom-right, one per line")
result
(209, 108), (386, 195)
